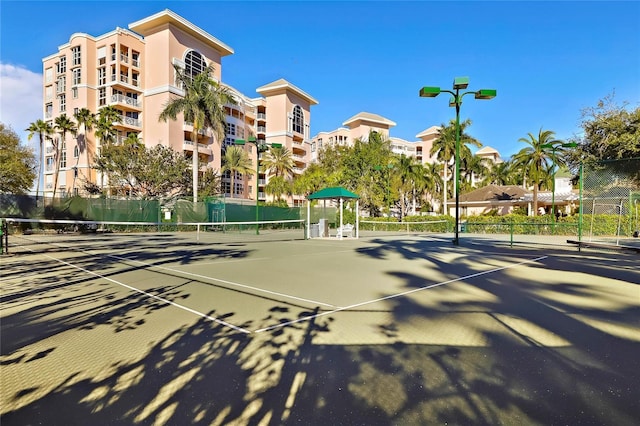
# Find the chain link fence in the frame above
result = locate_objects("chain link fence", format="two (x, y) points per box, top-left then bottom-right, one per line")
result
(581, 157), (640, 244)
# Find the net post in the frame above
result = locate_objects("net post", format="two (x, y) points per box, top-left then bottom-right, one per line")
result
(197, 223), (200, 242)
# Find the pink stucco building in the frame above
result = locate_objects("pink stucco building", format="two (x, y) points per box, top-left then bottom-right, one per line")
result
(41, 9), (317, 204)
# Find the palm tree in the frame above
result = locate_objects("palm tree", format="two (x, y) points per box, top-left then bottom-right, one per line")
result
(262, 145), (295, 178)
(265, 175), (292, 202)
(513, 128), (562, 215)
(221, 146), (254, 198)
(461, 154), (489, 189)
(53, 114), (77, 199)
(421, 161), (443, 213)
(74, 108), (96, 181)
(430, 118), (480, 214)
(482, 161), (513, 186)
(94, 107), (119, 195)
(159, 64), (233, 202)
(26, 119), (54, 201)
(395, 155), (425, 220)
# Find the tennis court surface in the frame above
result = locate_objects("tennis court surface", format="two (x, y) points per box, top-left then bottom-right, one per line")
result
(1, 229), (639, 425)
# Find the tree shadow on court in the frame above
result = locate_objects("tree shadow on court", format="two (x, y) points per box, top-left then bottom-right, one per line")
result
(3, 237), (639, 425)
(365, 243), (640, 424)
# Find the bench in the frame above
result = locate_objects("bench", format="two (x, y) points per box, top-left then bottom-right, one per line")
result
(336, 223), (354, 238)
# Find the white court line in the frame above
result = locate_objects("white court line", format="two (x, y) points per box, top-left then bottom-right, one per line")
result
(17, 237), (338, 309)
(254, 255), (549, 333)
(15, 243), (252, 334)
(107, 254), (337, 308)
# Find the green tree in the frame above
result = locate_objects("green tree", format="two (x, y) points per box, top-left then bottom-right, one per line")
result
(461, 154), (489, 190)
(293, 163), (328, 197)
(513, 128), (562, 215)
(198, 169), (222, 199)
(221, 145), (254, 198)
(395, 154), (425, 220)
(53, 114), (77, 199)
(430, 119), (481, 214)
(262, 145), (295, 178)
(482, 160), (515, 186)
(26, 119), (54, 199)
(571, 93), (640, 164)
(0, 124), (36, 194)
(94, 138), (190, 198)
(159, 64), (233, 202)
(265, 175), (292, 201)
(74, 107), (96, 180)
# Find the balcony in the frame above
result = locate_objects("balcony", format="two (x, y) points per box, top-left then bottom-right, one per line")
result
(131, 58), (139, 67)
(120, 53), (129, 63)
(256, 125), (267, 134)
(115, 115), (141, 128)
(183, 140), (212, 155)
(257, 112), (266, 120)
(110, 94), (141, 110)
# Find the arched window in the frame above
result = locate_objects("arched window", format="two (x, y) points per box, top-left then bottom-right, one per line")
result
(292, 105), (304, 134)
(184, 50), (207, 79)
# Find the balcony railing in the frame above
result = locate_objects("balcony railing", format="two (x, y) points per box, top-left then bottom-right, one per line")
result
(257, 112), (267, 120)
(117, 115), (141, 127)
(110, 93), (141, 107)
(120, 53), (128, 63)
(256, 126), (267, 133)
(132, 58), (139, 67)
(183, 140), (210, 152)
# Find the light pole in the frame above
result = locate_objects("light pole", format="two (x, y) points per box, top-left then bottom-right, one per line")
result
(540, 141), (577, 221)
(235, 137), (282, 234)
(375, 164), (394, 217)
(420, 77), (496, 245)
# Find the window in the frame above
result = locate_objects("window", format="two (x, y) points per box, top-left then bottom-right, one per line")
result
(72, 87), (78, 99)
(98, 67), (106, 85)
(45, 103), (53, 119)
(292, 105), (304, 134)
(56, 75), (66, 93)
(184, 50), (206, 79)
(59, 94), (66, 113)
(226, 123), (236, 136)
(131, 72), (139, 87)
(60, 142), (67, 168)
(74, 145), (79, 158)
(98, 88), (106, 106)
(74, 107), (79, 116)
(59, 56), (66, 73)
(45, 86), (53, 102)
(45, 67), (53, 84)
(72, 68), (81, 85)
(71, 46), (81, 66)
(132, 51), (140, 67)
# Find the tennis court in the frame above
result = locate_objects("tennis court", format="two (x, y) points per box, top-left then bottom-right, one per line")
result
(1, 224), (639, 425)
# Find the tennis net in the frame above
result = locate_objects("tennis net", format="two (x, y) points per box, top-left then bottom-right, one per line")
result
(2, 218), (306, 255)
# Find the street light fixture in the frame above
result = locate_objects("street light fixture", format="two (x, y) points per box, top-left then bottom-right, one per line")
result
(540, 141), (578, 221)
(235, 137), (282, 234)
(420, 77), (496, 245)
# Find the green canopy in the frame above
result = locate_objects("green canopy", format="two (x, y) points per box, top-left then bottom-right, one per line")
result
(307, 187), (359, 200)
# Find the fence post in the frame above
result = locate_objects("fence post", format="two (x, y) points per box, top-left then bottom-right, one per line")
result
(510, 222), (514, 247)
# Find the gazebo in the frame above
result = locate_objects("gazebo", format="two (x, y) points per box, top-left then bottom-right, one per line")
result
(306, 187), (360, 239)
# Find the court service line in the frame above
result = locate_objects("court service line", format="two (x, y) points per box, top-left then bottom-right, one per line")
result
(19, 247), (252, 334)
(106, 254), (338, 308)
(254, 255), (549, 333)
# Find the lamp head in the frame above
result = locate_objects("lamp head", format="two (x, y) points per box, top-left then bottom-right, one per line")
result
(475, 89), (497, 100)
(453, 77), (469, 90)
(419, 86), (441, 98)
(449, 96), (457, 107)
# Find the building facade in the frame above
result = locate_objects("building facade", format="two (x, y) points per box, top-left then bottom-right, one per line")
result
(40, 9), (317, 203)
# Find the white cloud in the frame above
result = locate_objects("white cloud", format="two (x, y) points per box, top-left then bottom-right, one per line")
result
(0, 63), (43, 148)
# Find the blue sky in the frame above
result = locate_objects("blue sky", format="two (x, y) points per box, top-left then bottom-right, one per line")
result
(1, 0), (638, 159)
